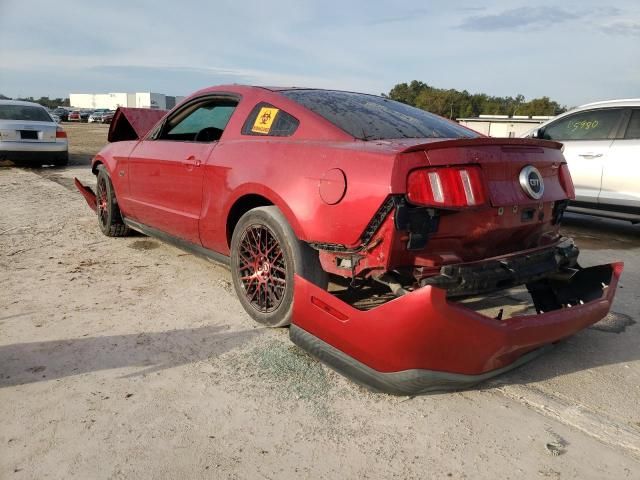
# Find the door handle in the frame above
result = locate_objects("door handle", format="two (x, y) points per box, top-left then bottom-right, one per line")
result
(182, 155), (202, 167)
(577, 152), (603, 158)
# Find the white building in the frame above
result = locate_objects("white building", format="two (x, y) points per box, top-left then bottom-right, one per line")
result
(69, 92), (185, 110)
(457, 115), (554, 138)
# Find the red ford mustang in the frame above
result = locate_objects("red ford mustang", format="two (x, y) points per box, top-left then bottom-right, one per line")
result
(75, 85), (622, 394)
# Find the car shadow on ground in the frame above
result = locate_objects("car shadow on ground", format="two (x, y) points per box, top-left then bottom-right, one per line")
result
(0, 325), (264, 388)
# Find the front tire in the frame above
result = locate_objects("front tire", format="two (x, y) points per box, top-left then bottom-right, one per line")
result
(230, 206), (328, 327)
(96, 166), (130, 237)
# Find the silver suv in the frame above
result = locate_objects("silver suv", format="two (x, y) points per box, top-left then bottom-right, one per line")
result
(525, 99), (640, 223)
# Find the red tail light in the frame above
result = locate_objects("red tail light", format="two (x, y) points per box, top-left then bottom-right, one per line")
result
(407, 166), (487, 208)
(56, 128), (67, 139)
(558, 163), (575, 200)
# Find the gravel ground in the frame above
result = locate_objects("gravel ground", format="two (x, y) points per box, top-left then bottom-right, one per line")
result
(1, 123), (639, 479)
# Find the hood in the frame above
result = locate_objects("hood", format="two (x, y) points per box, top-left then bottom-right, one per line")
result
(108, 107), (167, 142)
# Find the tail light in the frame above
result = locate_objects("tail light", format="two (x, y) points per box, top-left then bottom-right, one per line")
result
(56, 127), (67, 139)
(407, 166), (486, 208)
(558, 163), (575, 199)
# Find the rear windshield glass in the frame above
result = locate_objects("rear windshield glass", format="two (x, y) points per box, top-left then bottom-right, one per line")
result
(0, 105), (52, 122)
(280, 90), (477, 140)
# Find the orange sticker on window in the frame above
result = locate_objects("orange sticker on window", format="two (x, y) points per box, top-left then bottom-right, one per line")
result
(252, 107), (279, 134)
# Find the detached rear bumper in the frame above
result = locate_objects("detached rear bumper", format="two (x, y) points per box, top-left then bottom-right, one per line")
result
(291, 262), (623, 395)
(74, 177), (97, 212)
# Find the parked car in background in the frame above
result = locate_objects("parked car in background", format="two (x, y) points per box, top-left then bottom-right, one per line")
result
(68, 110), (89, 122)
(88, 109), (109, 123)
(73, 86), (621, 395)
(524, 99), (640, 223)
(0, 99), (68, 166)
(52, 107), (69, 122)
(100, 110), (115, 124)
(68, 110), (82, 122)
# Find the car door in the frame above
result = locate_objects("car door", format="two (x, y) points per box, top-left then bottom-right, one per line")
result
(126, 96), (238, 244)
(540, 108), (624, 204)
(599, 108), (640, 211)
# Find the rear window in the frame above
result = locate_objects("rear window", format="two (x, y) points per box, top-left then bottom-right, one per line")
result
(0, 105), (52, 122)
(280, 90), (477, 140)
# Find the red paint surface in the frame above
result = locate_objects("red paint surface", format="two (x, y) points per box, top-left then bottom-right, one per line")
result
(292, 263), (623, 374)
(93, 85), (571, 265)
(82, 84), (623, 376)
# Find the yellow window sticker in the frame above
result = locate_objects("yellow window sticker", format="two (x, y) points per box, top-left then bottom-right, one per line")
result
(252, 107), (279, 134)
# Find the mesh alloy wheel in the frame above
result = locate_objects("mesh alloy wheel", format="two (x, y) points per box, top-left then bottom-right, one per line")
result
(236, 224), (287, 313)
(230, 206), (328, 327)
(97, 175), (109, 230)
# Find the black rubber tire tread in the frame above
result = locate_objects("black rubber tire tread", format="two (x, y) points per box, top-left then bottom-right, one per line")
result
(96, 165), (130, 237)
(230, 206), (328, 327)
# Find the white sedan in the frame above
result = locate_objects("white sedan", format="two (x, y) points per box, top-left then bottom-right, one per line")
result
(0, 100), (69, 166)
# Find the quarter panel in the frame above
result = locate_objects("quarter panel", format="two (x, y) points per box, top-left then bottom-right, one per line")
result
(198, 139), (396, 253)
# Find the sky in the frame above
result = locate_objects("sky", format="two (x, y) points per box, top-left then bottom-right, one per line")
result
(1, 0), (638, 107)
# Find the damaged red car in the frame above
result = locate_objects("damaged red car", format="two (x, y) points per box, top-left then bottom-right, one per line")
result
(75, 85), (622, 395)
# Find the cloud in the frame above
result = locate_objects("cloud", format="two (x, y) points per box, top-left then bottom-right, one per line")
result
(365, 8), (432, 26)
(601, 21), (640, 36)
(458, 6), (584, 31)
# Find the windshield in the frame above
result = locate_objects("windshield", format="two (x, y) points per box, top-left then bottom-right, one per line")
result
(0, 104), (52, 122)
(280, 89), (478, 141)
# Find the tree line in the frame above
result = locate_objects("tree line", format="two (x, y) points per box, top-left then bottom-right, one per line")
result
(0, 94), (69, 109)
(384, 81), (566, 119)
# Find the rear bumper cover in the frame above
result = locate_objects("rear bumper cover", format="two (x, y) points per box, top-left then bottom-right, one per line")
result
(0, 147), (68, 162)
(74, 177), (97, 212)
(291, 262), (623, 395)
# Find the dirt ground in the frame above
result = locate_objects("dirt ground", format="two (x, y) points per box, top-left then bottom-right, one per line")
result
(1, 123), (639, 479)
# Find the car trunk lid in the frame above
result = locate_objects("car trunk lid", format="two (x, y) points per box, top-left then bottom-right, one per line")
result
(0, 120), (57, 143)
(108, 107), (167, 142)
(400, 138), (568, 207)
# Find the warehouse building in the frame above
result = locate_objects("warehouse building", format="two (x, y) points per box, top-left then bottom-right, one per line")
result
(69, 92), (184, 110)
(457, 115), (554, 137)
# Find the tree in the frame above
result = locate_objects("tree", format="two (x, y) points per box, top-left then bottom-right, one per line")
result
(387, 82), (566, 117)
(6, 95), (71, 109)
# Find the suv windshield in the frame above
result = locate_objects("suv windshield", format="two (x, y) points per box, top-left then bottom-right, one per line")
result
(0, 105), (52, 122)
(280, 89), (477, 141)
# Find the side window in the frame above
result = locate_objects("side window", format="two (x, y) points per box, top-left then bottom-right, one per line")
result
(624, 110), (640, 139)
(542, 109), (622, 141)
(159, 99), (237, 142)
(241, 103), (299, 137)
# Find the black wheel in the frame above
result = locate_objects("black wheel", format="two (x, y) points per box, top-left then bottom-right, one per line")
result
(96, 165), (130, 237)
(230, 206), (328, 327)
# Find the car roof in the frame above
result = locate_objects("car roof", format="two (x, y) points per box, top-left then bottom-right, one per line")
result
(577, 98), (640, 109)
(193, 84), (380, 98)
(0, 99), (47, 108)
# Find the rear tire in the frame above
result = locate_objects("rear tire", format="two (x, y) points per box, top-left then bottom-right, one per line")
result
(230, 206), (328, 327)
(96, 165), (130, 237)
